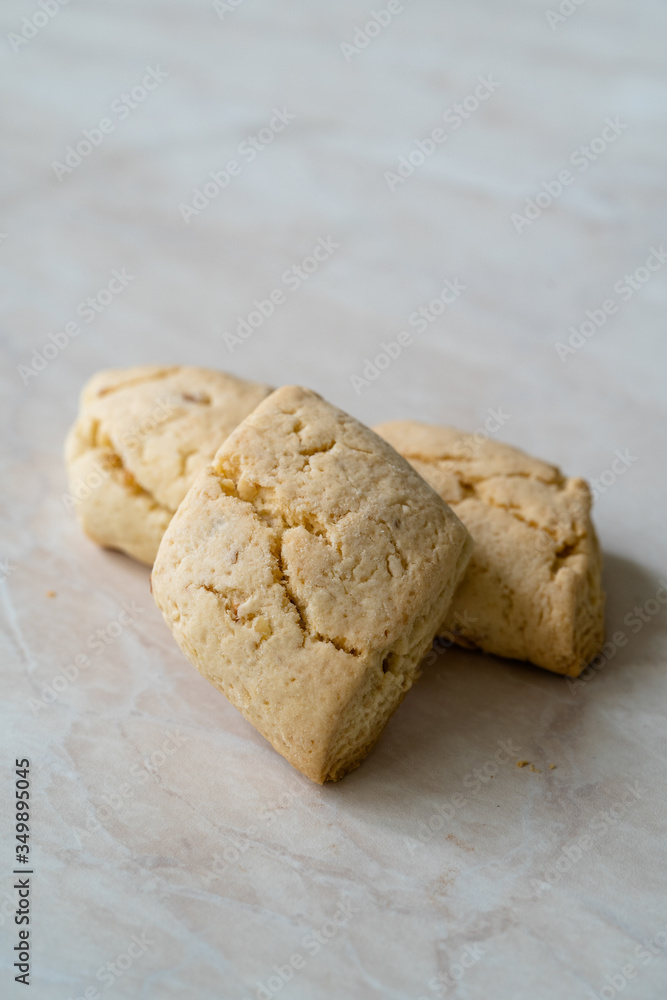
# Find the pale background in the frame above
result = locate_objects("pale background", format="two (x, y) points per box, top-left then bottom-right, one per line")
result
(1, 1), (667, 998)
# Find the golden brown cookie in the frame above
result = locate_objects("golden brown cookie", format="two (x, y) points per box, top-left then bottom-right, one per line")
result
(374, 420), (604, 678)
(64, 366), (272, 564)
(152, 387), (472, 782)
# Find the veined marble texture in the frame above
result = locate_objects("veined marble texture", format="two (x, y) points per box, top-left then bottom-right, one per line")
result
(1, 1), (666, 998)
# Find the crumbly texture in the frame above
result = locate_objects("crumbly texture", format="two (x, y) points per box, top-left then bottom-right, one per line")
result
(65, 366), (272, 564)
(373, 420), (605, 678)
(152, 387), (473, 783)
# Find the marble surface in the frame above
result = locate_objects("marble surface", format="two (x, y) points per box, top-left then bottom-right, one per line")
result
(2, 1), (667, 997)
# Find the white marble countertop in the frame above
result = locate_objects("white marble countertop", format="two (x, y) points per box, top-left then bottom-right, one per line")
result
(2, 1), (667, 998)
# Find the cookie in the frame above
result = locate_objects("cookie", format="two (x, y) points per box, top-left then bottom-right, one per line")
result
(152, 387), (472, 782)
(373, 421), (604, 678)
(64, 366), (272, 564)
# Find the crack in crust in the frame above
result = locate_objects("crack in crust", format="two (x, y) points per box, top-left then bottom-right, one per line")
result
(376, 422), (604, 677)
(414, 458), (588, 571)
(152, 390), (475, 782)
(82, 391), (222, 516)
(88, 403), (209, 497)
(87, 420), (172, 515)
(277, 542), (309, 639)
(211, 454), (369, 655)
(93, 367), (181, 397)
(209, 410), (436, 657)
(400, 446), (564, 487)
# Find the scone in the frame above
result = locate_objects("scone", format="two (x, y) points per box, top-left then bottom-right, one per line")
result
(374, 421), (604, 678)
(64, 366), (272, 564)
(152, 387), (473, 782)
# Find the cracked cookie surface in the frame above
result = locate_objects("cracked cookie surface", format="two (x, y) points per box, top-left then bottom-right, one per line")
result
(374, 420), (605, 677)
(64, 366), (272, 564)
(151, 386), (473, 782)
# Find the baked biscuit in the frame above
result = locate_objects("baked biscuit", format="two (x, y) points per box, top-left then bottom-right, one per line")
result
(152, 387), (472, 782)
(65, 366), (272, 565)
(374, 421), (604, 678)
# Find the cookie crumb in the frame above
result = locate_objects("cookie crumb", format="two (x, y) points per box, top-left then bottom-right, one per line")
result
(549, 764), (557, 770)
(516, 760), (529, 768)
(529, 764), (541, 773)
(46, 590), (56, 598)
